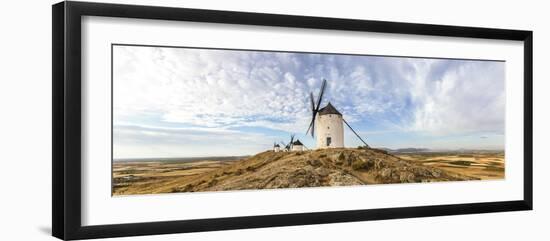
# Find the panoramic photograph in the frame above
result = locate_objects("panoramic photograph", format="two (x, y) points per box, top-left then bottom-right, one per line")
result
(112, 45), (505, 196)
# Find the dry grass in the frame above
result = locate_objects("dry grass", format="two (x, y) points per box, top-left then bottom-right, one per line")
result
(112, 149), (489, 196)
(396, 151), (505, 180)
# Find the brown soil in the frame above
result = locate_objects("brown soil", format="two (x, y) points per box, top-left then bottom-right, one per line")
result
(113, 148), (480, 195)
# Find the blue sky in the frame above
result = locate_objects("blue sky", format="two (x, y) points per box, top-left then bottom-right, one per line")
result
(113, 45), (505, 158)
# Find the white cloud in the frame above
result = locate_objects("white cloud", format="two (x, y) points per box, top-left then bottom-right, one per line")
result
(406, 60), (505, 135)
(113, 46), (312, 133)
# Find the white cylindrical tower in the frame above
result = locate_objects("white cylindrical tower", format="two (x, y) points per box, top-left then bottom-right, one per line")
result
(316, 102), (344, 149)
(291, 140), (305, 151)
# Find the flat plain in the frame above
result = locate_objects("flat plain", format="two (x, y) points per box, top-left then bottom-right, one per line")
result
(396, 151), (505, 180)
(112, 148), (503, 196)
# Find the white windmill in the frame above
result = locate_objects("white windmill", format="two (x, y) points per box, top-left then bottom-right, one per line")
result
(291, 139), (305, 151)
(279, 134), (308, 152)
(273, 142), (281, 152)
(305, 79), (370, 149)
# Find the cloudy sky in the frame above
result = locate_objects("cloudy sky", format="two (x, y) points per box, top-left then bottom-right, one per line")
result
(112, 45), (505, 159)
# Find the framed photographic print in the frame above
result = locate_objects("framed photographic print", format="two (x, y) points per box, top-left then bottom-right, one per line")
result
(52, 1), (533, 240)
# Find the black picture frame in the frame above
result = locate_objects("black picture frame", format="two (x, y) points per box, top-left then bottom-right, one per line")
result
(52, 1), (533, 240)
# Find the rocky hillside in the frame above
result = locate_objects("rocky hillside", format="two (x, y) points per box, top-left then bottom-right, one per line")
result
(168, 148), (478, 193)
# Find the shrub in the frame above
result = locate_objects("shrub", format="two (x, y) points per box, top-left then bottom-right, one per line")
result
(351, 160), (363, 170)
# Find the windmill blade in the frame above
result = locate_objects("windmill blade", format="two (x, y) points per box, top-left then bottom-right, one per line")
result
(305, 118), (315, 136)
(343, 118), (370, 148)
(315, 79), (327, 112)
(310, 116), (316, 137)
(281, 141), (289, 150)
(281, 140), (289, 150)
(305, 79), (326, 138)
(310, 92), (316, 111)
(305, 92), (317, 137)
(313, 79), (327, 133)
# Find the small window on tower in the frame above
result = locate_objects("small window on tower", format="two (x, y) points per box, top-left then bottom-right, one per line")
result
(326, 137), (332, 146)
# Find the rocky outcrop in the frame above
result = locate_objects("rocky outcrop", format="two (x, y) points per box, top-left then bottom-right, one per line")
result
(170, 148), (478, 193)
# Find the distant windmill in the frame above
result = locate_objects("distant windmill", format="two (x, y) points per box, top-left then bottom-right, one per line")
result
(280, 134), (296, 152)
(291, 139), (305, 151)
(273, 142), (281, 152)
(305, 79), (370, 149)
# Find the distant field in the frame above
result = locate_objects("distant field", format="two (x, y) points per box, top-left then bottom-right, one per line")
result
(396, 151), (505, 180)
(113, 159), (234, 195)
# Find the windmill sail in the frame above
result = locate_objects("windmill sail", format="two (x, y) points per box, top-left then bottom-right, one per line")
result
(305, 92), (316, 135)
(280, 141), (287, 151)
(289, 134), (295, 150)
(306, 79), (327, 137)
(315, 79), (327, 111)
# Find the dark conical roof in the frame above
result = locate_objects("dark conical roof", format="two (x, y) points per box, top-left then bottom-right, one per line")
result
(318, 102), (342, 116)
(292, 139), (304, 146)
(274, 143), (280, 147)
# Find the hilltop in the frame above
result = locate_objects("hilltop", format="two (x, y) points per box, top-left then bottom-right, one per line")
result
(120, 148), (478, 194)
